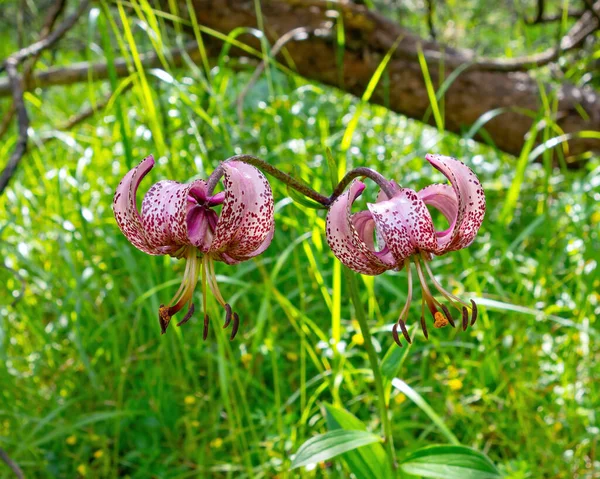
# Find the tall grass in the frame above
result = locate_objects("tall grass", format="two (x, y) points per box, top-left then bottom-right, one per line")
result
(1, 1), (599, 477)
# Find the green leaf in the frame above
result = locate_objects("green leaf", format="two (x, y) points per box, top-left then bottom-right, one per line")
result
(325, 404), (391, 479)
(381, 341), (412, 384)
(399, 445), (501, 479)
(391, 379), (460, 445)
(291, 430), (382, 470)
(325, 148), (339, 188)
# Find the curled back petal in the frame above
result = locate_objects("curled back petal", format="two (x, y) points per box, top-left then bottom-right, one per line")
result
(113, 155), (160, 255)
(326, 180), (395, 276)
(367, 188), (437, 263)
(141, 178), (209, 254)
(425, 154), (486, 252)
(219, 226), (275, 265)
(351, 210), (395, 265)
(210, 161), (275, 259)
(418, 183), (459, 247)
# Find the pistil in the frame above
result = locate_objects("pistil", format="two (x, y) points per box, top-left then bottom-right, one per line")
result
(414, 257), (448, 329)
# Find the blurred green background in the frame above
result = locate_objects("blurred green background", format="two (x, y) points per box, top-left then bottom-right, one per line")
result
(0, 0), (599, 477)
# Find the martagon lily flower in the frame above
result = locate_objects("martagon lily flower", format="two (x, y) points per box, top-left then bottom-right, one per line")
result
(113, 155), (274, 339)
(326, 154), (485, 346)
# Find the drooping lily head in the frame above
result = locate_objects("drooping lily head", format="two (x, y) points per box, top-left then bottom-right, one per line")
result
(326, 154), (485, 345)
(113, 155), (274, 338)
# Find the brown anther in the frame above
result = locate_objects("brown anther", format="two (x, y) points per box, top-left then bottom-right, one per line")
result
(177, 303), (195, 327)
(461, 307), (469, 331)
(398, 319), (411, 344)
(470, 299), (478, 326)
(420, 315), (429, 339)
(440, 304), (455, 328)
(159, 305), (171, 335)
(223, 303), (232, 329)
(230, 312), (240, 341)
(433, 311), (448, 328)
(203, 313), (210, 341)
(392, 323), (403, 347)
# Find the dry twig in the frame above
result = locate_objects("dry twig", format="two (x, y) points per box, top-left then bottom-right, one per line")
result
(0, 1), (90, 195)
(0, 447), (24, 479)
(0, 0), (68, 140)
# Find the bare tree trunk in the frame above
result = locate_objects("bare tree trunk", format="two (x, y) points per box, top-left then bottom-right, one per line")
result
(167, 0), (600, 157)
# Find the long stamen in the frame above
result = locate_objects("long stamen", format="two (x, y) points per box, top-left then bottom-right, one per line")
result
(159, 249), (200, 334)
(421, 256), (470, 310)
(462, 307), (469, 331)
(205, 257), (239, 334)
(168, 248), (194, 307)
(206, 257), (227, 307)
(440, 304), (456, 328)
(203, 313), (210, 341)
(398, 260), (413, 322)
(169, 254), (199, 314)
(398, 319), (411, 344)
(392, 323), (403, 347)
(177, 303), (195, 326)
(230, 312), (240, 340)
(202, 255), (209, 332)
(469, 299), (478, 325)
(223, 303), (232, 328)
(419, 295), (428, 339)
(414, 257), (448, 328)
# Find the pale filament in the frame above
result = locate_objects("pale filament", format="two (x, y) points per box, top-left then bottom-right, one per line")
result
(206, 256), (227, 307)
(398, 260), (413, 322)
(170, 249), (200, 313)
(421, 253), (470, 310)
(413, 256), (442, 312)
(168, 247), (195, 307)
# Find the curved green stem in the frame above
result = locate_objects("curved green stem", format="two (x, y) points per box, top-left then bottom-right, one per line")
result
(344, 267), (396, 472)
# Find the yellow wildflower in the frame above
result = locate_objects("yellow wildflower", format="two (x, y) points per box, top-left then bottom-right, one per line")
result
(448, 379), (463, 391)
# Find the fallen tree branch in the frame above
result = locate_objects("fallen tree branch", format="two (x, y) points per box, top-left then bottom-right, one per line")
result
(397, 0), (599, 72)
(42, 84), (133, 145)
(583, 0), (600, 22)
(0, 1), (89, 74)
(524, 0), (586, 24)
(1, 0), (597, 160)
(0, 40), (201, 97)
(169, 0), (600, 157)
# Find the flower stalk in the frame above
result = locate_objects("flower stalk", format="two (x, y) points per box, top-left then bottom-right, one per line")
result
(344, 267), (397, 471)
(214, 155), (397, 207)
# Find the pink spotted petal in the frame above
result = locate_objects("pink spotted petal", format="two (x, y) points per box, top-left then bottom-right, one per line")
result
(218, 226), (275, 265)
(326, 180), (395, 276)
(141, 178), (208, 254)
(210, 161), (275, 259)
(367, 188), (437, 263)
(351, 210), (395, 265)
(425, 154), (486, 252)
(113, 155), (161, 255)
(418, 183), (459, 247)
